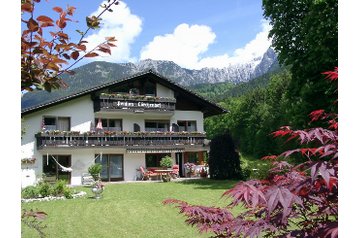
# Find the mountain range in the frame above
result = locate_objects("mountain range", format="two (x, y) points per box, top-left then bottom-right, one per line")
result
(21, 47), (279, 109)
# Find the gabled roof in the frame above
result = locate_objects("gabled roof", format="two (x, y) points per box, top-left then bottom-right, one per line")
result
(21, 69), (227, 117)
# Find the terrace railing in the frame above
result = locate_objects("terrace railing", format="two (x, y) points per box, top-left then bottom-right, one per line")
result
(94, 94), (176, 113)
(35, 131), (206, 150)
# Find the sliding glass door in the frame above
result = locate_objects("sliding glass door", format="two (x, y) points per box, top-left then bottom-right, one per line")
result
(95, 154), (123, 181)
(42, 155), (71, 183)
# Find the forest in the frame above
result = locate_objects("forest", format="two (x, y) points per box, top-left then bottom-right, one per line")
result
(201, 67), (292, 158)
(198, 0), (338, 160)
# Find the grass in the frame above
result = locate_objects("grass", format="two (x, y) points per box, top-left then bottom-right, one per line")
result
(21, 179), (240, 238)
(240, 154), (272, 180)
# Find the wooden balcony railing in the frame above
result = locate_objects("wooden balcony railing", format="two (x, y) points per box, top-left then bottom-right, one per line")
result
(94, 94), (176, 113)
(35, 131), (206, 150)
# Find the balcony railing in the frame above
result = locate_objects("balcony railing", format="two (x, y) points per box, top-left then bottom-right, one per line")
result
(35, 131), (206, 150)
(94, 94), (176, 113)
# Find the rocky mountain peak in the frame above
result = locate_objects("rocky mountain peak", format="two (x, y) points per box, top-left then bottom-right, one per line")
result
(22, 47), (279, 109)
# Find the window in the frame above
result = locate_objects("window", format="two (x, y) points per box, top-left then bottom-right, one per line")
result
(144, 80), (156, 96)
(107, 79), (156, 96)
(129, 88), (139, 95)
(177, 121), (197, 132)
(134, 123), (141, 132)
(95, 118), (122, 131)
(145, 154), (170, 167)
(185, 152), (199, 164)
(43, 116), (70, 131)
(145, 121), (170, 132)
(42, 155), (71, 183)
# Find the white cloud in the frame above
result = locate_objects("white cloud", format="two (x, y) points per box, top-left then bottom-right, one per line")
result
(232, 21), (272, 63)
(140, 24), (216, 69)
(140, 20), (272, 69)
(83, 1), (142, 62)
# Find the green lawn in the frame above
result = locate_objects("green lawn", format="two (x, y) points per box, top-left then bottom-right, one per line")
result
(240, 154), (272, 179)
(22, 179), (239, 238)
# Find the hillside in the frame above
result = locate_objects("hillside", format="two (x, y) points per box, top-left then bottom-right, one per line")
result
(21, 48), (278, 110)
(190, 67), (283, 102)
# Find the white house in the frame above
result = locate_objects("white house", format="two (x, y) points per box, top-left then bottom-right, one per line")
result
(21, 70), (226, 187)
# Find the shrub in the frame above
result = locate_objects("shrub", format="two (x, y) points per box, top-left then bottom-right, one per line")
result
(37, 182), (52, 197)
(21, 181), (75, 199)
(22, 186), (40, 199)
(160, 155), (173, 168)
(208, 133), (243, 180)
(88, 163), (102, 181)
(63, 189), (73, 199)
(52, 180), (68, 196)
(240, 167), (251, 180)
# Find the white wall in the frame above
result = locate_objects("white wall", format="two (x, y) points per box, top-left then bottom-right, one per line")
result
(124, 153), (145, 181)
(21, 95), (94, 187)
(22, 95), (94, 145)
(156, 83), (174, 98)
(122, 114), (146, 132)
(70, 149), (98, 185)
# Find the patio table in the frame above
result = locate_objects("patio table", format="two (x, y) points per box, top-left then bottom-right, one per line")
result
(154, 169), (173, 181)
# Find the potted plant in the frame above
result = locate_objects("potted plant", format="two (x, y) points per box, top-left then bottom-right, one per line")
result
(21, 157), (36, 165)
(160, 155), (173, 168)
(91, 180), (104, 199)
(199, 167), (208, 178)
(88, 163), (102, 181)
(160, 156), (173, 182)
(88, 164), (104, 199)
(184, 162), (196, 177)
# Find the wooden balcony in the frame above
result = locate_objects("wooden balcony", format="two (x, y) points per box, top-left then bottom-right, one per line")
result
(35, 131), (206, 151)
(93, 94), (176, 113)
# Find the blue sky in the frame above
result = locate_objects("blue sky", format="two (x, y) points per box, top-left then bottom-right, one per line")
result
(34, 0), (271, 69)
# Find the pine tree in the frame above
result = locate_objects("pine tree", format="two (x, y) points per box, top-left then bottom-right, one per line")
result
(208, 133), (243, 180)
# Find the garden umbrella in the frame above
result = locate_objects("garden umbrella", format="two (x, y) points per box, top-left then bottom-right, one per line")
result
(96, 118), (103, 130)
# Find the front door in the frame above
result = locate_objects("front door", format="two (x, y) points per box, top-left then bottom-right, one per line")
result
(95, 154), (123, 181)
(175, 152), (184, 177)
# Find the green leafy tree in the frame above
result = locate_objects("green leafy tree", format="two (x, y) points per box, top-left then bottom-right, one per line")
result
(208, 133), (243, 180)
(263, 0), (338, 127)
(205, 69), (291, 158)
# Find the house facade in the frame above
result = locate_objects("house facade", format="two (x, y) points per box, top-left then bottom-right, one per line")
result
(21, 70), (226, 187)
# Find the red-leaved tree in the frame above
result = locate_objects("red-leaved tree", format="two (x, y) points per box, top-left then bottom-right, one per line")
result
(21, 1), (120, 236)
(164, 68), (338, 238)
(21, 0), (119, 92)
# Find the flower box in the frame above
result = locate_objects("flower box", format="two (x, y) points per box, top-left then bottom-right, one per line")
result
(21, 158), (36, 164)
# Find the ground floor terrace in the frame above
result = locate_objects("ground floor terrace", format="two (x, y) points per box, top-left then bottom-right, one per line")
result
(21, 149), (208, 187)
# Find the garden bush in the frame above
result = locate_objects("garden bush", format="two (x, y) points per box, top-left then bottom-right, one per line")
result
(52, 180), (72, 197)
(63, 188), (73, 199)
(37, 182), (52, 197)
(240, 167), (251, 180)
(21, 180), (75, 199)
(22, 186), (40, 199)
